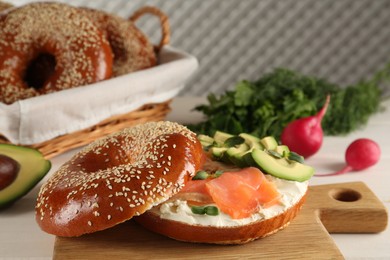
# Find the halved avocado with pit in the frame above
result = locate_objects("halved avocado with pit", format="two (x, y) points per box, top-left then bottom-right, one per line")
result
(0, 144), (51, 208)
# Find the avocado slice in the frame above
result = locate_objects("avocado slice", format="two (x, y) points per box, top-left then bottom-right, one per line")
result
(210, 131), (235, 163)
(226, 143), (250, 167)
(239, 133), (264, 149)
(222, 133), (265, 167)
(210, 146), (228, 161)
(260, 136), (278, 150)
(197, 134), (214, 148)
(251, 149), (314, 182)
(213, 131), (234, 146)
(236, 133), (263, 166)
(0, 144), (51, 208)
(275, 145), (290, 157)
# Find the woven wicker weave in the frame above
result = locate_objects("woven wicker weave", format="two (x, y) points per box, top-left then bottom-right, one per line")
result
(0, 6), (173, 159)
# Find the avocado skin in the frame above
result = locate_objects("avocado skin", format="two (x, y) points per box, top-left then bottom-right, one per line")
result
(0, 144), (51, 209)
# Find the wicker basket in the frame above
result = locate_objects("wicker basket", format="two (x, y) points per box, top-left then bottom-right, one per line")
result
(0, 101), (171, 158)
(0, 6), (176, 159)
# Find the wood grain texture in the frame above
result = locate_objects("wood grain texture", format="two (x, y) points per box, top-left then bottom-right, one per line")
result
(53, 182), (388, 259)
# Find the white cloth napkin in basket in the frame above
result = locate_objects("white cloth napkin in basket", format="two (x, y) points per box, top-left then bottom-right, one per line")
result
(0, 46), (198, 145)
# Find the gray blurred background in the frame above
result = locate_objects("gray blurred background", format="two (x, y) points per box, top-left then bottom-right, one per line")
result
(13, 0), (390, 97)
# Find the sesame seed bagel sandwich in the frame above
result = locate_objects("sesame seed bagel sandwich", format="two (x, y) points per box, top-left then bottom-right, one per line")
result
(134, 131), (315, 244)
(35, 124), (314, 245)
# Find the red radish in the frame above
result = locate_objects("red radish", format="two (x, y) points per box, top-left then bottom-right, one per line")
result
(316, 138), (381, 176)
(281, 95), (330, 158)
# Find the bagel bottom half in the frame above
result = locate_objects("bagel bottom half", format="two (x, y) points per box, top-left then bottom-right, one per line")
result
(135, 195), (306, 244)
(135, 179), (308, 245)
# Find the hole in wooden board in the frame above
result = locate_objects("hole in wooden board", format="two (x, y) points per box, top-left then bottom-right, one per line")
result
(329, 188), (362, 202)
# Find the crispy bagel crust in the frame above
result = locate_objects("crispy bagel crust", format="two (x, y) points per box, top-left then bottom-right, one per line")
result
(135, 191), (307, 244)
(35, 122), (203, 237)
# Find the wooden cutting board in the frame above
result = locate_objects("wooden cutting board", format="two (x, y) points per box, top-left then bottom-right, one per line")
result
(53, 182), (388, 259)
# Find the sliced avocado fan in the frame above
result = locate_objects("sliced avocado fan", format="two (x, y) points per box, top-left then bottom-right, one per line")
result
(198, 131), (314, 182)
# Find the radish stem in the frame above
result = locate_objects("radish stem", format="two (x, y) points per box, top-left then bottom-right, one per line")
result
(317, 95), (330, 121)
(315, 165), (353, 177)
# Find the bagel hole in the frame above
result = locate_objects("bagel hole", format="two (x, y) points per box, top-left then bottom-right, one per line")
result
(24, 53), (56, 90)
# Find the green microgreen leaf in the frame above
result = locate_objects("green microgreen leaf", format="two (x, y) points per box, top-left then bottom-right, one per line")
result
(288, 152), (305, 163)
(192, 170), (209, 180)
(191, 205), (220, 216)
(214, 170), (224, 177)
(191, 205), (206, 215)
(204, 206), (219, 216)
(267, 150), (283, 159)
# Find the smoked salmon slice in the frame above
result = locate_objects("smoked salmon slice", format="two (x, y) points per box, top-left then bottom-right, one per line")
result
(180, 179), (209, 195)
(174, 167), (280, 219)
(177, 179), (214, 205)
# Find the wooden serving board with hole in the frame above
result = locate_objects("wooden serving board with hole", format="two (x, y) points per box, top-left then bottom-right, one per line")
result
(53, 182), (388, 259)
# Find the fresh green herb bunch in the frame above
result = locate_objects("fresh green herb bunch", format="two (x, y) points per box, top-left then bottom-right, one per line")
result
(189, 68), (383, 139)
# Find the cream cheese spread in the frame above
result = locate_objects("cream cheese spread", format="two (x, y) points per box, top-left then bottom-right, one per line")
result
(150, 175), (308, 227)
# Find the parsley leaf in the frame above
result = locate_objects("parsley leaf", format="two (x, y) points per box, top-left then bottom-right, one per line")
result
(188, 68), (383, 139)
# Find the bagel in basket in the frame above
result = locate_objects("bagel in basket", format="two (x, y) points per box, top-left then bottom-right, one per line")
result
(0, 2), (114, 104)
(35, 123), (314, 244)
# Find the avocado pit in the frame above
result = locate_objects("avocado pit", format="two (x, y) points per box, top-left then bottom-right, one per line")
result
(0, 154), (20, 190)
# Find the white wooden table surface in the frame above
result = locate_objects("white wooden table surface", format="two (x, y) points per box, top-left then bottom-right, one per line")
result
(0, 97), (389, 259)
